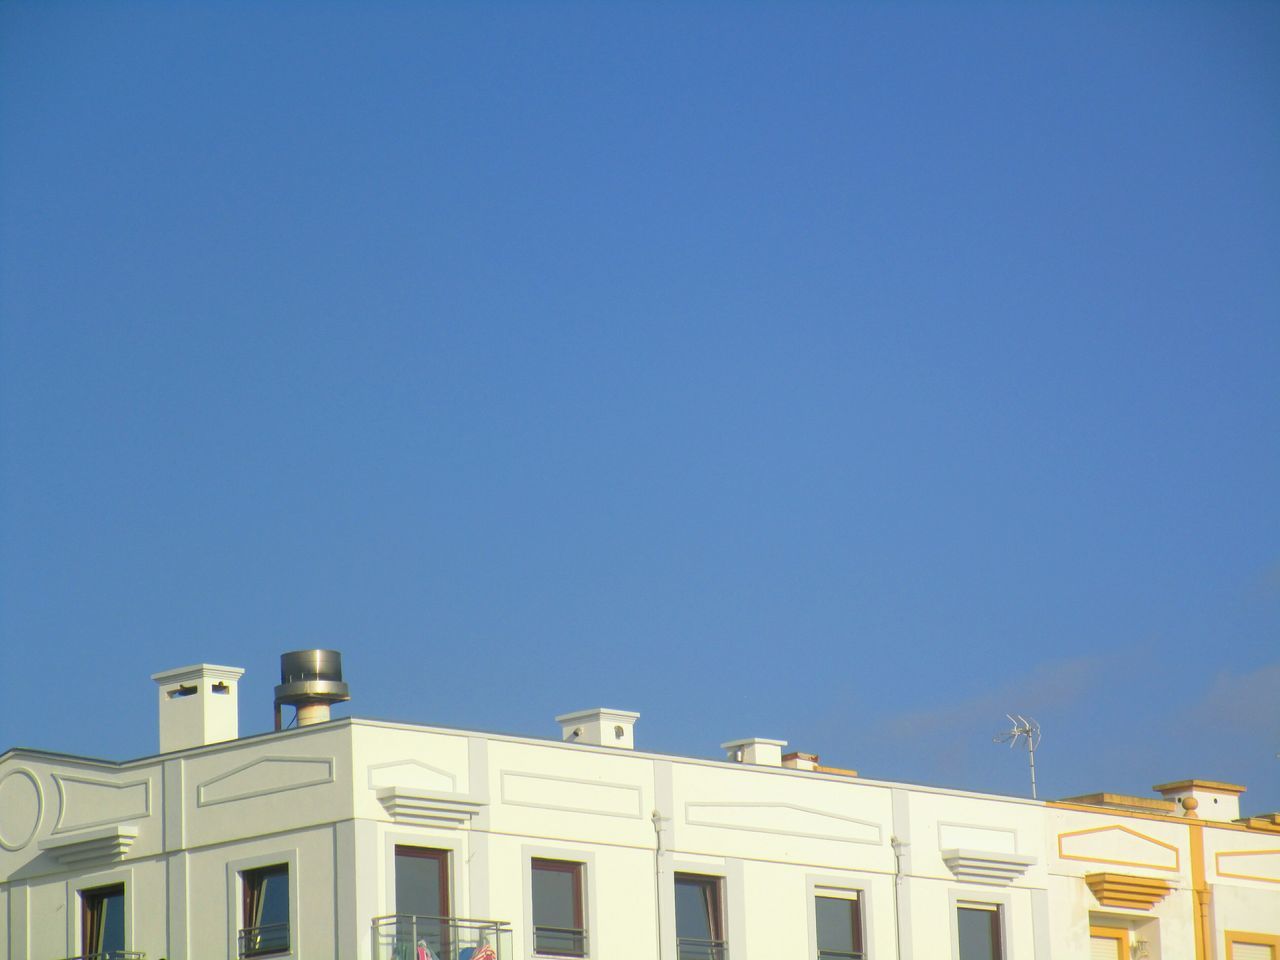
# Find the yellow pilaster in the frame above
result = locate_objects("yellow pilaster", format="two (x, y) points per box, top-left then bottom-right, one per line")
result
(1189, 818), (1212, 960)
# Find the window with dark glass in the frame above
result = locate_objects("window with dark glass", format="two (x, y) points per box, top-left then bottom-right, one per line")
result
(531, 858), (586, 956)
(816, 894), (864, 959)
(957, 904), (1003, 960)
(395, 847), (451, 957)
(81, 883), (126, 958)
(675, 874), (725, 960)
(240, 864), (290, 957)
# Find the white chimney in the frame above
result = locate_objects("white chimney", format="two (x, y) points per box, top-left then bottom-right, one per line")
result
(1154, 779), (1245, 823)
(556, 708), (640, 749)
(152, 663), (245, 753)
(722, 737), (787, 767)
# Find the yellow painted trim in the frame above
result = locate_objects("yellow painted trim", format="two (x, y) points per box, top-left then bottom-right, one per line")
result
(1090, 925), (1130, 960)
(1156, 779), (1247, 796)
(1224, 931), (1280, 960)
(1047, 801), (1280, 835)
(1084, 872), (1172, 910)
(815, 764), (860, 778)
(1215, 849), (1280, 885)
(1190, 823), (1209, 960)
(1066, 792), (1178, 813)
(1058, 824), (1181, 872)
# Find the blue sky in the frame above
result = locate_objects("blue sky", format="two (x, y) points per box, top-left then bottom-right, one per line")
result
(2, 2), (1278, 812)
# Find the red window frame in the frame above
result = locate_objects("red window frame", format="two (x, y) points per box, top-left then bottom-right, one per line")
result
(531, 858), (586, 956)
(395, 845), (451, 917)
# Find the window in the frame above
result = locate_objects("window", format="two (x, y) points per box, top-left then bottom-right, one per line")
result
(240, 864), (290, 957)
(1226, 932), (1280, 960)
(675, 874), (725, 960)
(531, 858), (586, 957)
(396, 847), (451, 956)
(957, 904), (1003, 960)
(81, 883), (126, 958)
(1089, 926), (1129, 960)
(816, 894), (864, 960)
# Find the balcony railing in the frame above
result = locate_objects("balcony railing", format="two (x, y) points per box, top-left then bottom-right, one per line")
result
(372, 915), (512, 960)
(239, 921), (291, 958)
(678, 938), (727, 960)
(533, 924), (587, 957)
(56, 954), (146, 960)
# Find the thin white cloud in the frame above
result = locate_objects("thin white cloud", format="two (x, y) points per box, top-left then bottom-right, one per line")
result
(884, 656), (1104, 741)
(1193, 662), (1280, 739)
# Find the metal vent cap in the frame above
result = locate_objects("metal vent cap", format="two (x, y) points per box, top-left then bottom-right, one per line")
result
(274, 649), (350, 704)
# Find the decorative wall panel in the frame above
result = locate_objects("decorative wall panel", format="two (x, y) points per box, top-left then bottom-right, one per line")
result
(196, 756), (334, 806)
(685, 801), (881, 844)
(52, 775), (149, 833)
(500, 771), (643, 819)
(1216, 850), (1280, 885)
(1058, 826), (1179, 872)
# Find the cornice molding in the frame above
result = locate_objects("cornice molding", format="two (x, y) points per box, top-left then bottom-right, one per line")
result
(38, 823), (139, 866)
(1084, 872), (1172, 910)
(376, 787), (483, 827)
(941, 848), (1037, 884)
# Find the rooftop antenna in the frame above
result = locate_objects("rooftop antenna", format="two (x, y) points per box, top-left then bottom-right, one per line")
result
(994, 714), (1041, 799)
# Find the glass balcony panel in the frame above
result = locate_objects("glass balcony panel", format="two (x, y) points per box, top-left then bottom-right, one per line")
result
(533, 924), (587, 956)
(239, 920), (291, 957)
(677, 938), (727, 960)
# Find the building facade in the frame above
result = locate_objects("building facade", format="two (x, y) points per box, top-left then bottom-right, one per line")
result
(1, 657), (1279, 960)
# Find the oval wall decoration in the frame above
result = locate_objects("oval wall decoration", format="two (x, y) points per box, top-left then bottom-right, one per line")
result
(0, 769), (43, 850)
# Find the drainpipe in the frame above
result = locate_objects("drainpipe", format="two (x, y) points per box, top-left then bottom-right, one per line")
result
(891, 836), (908, 960)
(652, 809), (667, 959)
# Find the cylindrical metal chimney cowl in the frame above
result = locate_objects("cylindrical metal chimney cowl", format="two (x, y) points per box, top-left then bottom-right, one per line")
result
(274, 649), (350, 729)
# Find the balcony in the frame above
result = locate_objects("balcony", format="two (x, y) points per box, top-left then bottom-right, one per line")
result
(238, 921), (290, 958)
(56, 954), (146, 960)
(677, 939), (727, 960)
(372, 915), (513, 960)
(533, 925), (587, 957)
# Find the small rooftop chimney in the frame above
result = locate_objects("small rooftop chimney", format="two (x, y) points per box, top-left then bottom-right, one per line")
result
(152, 663), (245, 752)
(556, 708), (639, 749)
(1154, 779), (1245, 823)
(274, 649), (350, 729)
(722, 737), (787, 767)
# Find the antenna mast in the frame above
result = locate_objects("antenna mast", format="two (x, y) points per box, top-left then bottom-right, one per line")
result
(994, 714), (1041, 799)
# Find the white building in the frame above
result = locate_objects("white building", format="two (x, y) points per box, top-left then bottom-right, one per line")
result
(1, 651), (1278, 960)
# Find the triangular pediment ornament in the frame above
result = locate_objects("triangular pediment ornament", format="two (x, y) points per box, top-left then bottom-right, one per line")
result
(1058, 825), (1180, 871)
